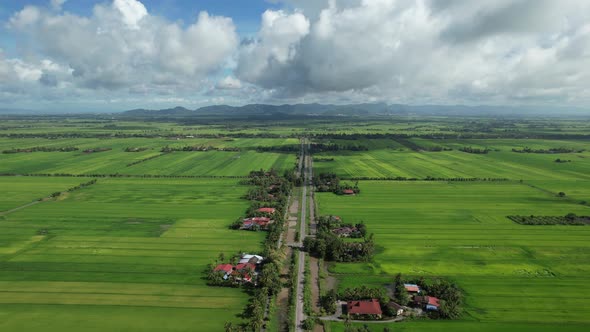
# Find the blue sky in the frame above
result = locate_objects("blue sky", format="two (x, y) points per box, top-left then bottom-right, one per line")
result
(1, 0), (589, 112)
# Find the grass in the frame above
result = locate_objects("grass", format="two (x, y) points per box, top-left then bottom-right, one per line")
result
(316, 181), (590, 330)
(0, 177), (265, 331)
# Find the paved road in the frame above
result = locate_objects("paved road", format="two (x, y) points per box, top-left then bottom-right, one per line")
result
(294, 140), (311, 332)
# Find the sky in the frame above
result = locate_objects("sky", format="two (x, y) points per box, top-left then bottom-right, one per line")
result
(0, 0), (589, 112)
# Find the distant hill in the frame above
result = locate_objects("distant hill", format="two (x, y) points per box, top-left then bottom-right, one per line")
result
(7, 103), (587, 117)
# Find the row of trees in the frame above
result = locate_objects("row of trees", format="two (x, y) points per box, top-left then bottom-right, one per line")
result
(1, 172), (247, 179)
(458, 146), (491, 154)
(160, 145), (240, 152)
(345, 176), (510, 182)
(124, 147), (148, 152)
(2, 146), (79, 154)
(512, 147), (584, 154)
(48, 179), (98, 199)
(508, 213), (590, 225)
(82, 147), (111, 153)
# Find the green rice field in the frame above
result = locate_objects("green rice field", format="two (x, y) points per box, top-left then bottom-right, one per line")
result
(0, 137), (296, 176)
(313, 139), (590, 180)
(0, 177), (264, 331)
(316, 180), (590, 331)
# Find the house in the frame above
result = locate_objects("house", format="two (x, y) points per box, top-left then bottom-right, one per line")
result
(332, 226), (358, 237)
(347, 299), (382, 318)
(234, 262), (257, 283)
(213, 262), (258, 283)
(257, 207), (276, 214)
(404, 283), (421, 294)
(213, 264), (234, 280)
(413, 296), (440, 311)
(388, 302), (404, 316)
(239, 254), (264, 265)
(241, 217), (273, 230)
(342, 189), (355, 195)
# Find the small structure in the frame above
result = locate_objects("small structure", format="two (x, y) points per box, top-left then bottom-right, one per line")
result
(332, 226), (358, 237)
(404, 283), (421, 295)
(257, 207), (276, 214)
(388, 302), (404, 316)
(342, 189), (355, 195)
(346, 299), (382, 318)
(413, 296), (440, 311)
(239, 254), (264, 265)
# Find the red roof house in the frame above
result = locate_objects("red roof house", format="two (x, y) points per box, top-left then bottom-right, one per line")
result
(257, 207), (276, 214)
(342, 189), (355, 195)
(242, 217), (273, 229)
(214, 264), (233, 274)
(233, 263), (257, 283)
(235, 262), (256, 272)
(404, 283), (421, 294)
(413, 296), (440, 311)
(347, 299), (382, 317)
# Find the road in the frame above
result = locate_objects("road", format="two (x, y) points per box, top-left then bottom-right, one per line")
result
(294, 139), (312, 331)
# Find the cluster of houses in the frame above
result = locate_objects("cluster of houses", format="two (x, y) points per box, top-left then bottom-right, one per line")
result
(332, 225), (359, 237)
(404, 283), (440, 311)
(344, 283), (440, 320)
(239, 207), (276, 230)
(213, 254), (264, 285)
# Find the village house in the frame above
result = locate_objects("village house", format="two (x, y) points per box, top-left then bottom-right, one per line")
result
(241, 217), (273, 230)
(213, 263), (234, 280)
(404, 283), (421, 295)
(413, 296), (440, 311)
(342, 189), (355, 195)
(239, 254), (264, 265)
(213, 261), (259, 284)
(256, 207), (276, 214)
(346, 299), (383, 318)
(233, 262), (257, 283)
(332, 226), (358, 237)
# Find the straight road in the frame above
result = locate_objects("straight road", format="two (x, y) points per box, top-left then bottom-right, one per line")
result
(294, 139), (311, 331)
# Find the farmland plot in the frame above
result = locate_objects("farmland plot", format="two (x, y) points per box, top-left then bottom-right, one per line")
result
(313, 143), (590, 180)
(0, 177), (264, 331)
(316, 181), (590, 331)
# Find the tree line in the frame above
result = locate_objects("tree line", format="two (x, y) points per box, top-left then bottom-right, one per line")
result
(508, 213), (590, 225)
(512, 147), (584, 154)
(160, 145), (240, 152)
(2, 146), (79, 154)
(458, 146), (491, 154)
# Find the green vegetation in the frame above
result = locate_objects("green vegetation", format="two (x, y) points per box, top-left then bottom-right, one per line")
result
(508, 213), (590, 225)
(316, 180), (590, 330)
(0, 177), (265, 331)
(2, 115), (590, 331)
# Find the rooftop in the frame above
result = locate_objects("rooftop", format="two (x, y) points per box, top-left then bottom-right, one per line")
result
(347, 299), (382, 315)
